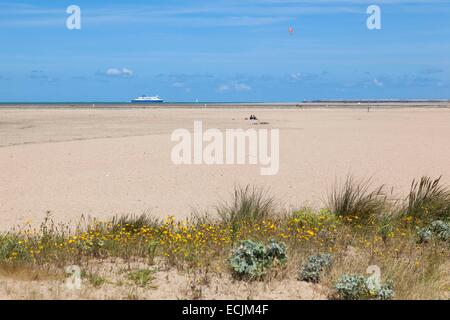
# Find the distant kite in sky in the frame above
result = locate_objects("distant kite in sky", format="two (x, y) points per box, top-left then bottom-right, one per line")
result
(288, 26), (294, 35)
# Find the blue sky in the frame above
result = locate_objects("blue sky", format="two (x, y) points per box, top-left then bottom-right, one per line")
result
(0, 0), (449, 102)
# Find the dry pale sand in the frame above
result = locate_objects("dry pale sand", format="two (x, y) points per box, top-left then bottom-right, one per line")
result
(1, 106), (450, 230)
(0, 258), (327, 300)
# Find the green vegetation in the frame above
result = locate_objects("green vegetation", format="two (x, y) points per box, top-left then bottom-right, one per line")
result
(405, 176), (450, 222)
(127, 269), (155, 287)
(217, 186), (276, 240)
(298, 253), (333, 283)
(333, 273), (394, 300)
(327, 176), (386, 222)
(86, 272), (107, 288)
(0, 177), (449, 299)
(417, 220), (450, 243)
(229, 239), (287, 279)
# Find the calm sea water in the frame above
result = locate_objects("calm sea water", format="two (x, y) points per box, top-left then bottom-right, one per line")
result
(0, 100), (447, 106)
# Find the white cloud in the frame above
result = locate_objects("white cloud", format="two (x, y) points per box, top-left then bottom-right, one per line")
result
(104, 68), (133, 77)
(121, 68), (133, 76)
(234, 83), (252, 91)
(172, 82), (186, 88)
(290, 73), (302, 81)
(106, 68), (121, 76)
(373, 78), (383, 87)
(172, 81), (192, 93)
(217, 82), (252, 92)
(217, 84), (230, 92)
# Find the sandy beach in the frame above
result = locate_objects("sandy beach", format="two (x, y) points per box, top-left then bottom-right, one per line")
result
(1, 105), (450, 230)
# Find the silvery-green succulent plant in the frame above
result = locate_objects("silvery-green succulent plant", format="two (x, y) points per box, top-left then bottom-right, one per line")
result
(229, 239), (287, 279)
(298, 253), (333, 283)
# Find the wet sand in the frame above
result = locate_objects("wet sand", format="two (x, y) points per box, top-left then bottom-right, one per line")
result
(1, 106), (450, 230)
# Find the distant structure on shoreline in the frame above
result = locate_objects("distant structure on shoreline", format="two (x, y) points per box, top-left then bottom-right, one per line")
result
(303, 99), (449, 103)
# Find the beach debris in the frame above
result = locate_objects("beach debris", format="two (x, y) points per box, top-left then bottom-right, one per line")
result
(247, 114), (269, 125)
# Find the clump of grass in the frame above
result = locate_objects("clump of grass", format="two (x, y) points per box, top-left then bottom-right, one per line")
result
(0, 264), (62, 281)
(87, 272), (106, 288)
(127, 269), (156, 287)
(327, 176), (386, 222)
(217, 185), (276, 224)
(110, 213), (161, 234)
(146, 240), (159, 265)
(217, 186), (277, 237)
(405, 176), (450, 222)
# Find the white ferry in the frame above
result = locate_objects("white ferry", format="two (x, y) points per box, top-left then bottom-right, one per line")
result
(131, 95), (164, 103)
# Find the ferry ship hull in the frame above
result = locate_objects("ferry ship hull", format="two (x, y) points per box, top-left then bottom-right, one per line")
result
(131, 99), (164, 103)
